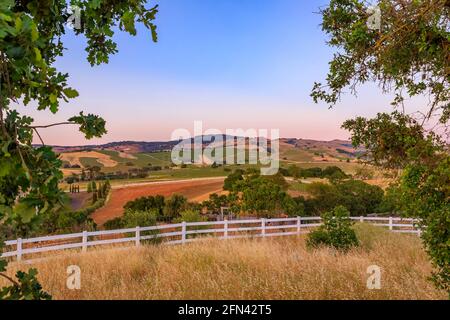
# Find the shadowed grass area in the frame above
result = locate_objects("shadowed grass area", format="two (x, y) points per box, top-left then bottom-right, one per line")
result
(2, 224), (445, 300)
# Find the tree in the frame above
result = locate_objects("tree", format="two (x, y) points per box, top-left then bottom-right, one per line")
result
(164, 194), (188, 219)
(307, 206), (359, 252)
(203, 193), (229, 214)
(124, 195), (165, 217)
(343, 112), (438, 170)
(92, 191), (97, 204)
(322, 166), (347, 181)
(313, 0), (449, 292)
(122, 209), (158, 228)
(174, 209), (207, 223)
(223, 169), (244, 191)
(91, 181), (97, 193)
(237, 176), (291, 218)
(343, 113), (449, 291)
(311, 0), (449, 125)
(307, 179), (384, 216)
(0, 0), (159, 299)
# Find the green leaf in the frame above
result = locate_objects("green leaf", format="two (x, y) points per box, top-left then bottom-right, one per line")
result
(33, 47), (42, 61)
(90, 0), (102, 9)
(49, 93), (57, 103)
(63, 88), (79, 99)
(31, 23), (38, 41)
(0, 260), (7, 273)
(0, 13), (12, 22)
(13, 202), (36, 223)
(68, 112), (107, 139)
(15, 16), (23, 32)
(0, 160), (12, 177)
(1, 140), (11, 157)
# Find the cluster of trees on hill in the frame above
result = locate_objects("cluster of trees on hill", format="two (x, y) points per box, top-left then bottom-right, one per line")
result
(87, 180), (111, 205)
(280, 165), (348, 180)
(221, 169), (388, 218)
(65, 165), (167, 184)
(104, 194), (202, 230)
(111, 167), (391, 225)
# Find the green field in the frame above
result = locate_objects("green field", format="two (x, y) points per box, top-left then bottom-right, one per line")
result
(61, 148), (363, 188)
(79, 157), (105, 168)
(280, 149), (315, 162)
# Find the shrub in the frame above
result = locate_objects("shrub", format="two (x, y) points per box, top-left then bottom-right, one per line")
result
(164, 194), (188, 219)
(307, 206), (359, 252)
(124, 195), (165, 216)
(122, 209), (158, 228)
(223, 169), (244, 191)
(104, 217), (124, 230)
(174, 209), (206, 223)
(306, 180), (384, 216)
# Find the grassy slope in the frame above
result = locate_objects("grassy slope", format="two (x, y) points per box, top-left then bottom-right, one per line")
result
(61, 148), (368, 190)
(3, 224), (445, 300)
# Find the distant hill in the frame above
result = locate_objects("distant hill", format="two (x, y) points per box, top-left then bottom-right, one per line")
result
(49, 137), (360, 159)
(278, 138), (363, 162)
(52, 137), (365, 179)
(50, 140), (179, 154)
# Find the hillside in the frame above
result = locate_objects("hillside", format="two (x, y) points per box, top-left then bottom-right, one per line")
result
(54, 137), (361, 172)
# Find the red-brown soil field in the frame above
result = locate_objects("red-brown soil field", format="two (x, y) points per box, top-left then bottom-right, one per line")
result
(92, 177), (225, 225)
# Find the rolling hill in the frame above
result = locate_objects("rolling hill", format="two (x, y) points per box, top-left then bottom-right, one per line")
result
(52, 137), (363, 178)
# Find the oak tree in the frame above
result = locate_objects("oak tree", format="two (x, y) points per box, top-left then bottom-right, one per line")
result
(0, 0), (159, 299)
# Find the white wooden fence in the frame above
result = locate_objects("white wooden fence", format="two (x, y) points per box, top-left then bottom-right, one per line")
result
(1, 216), (420, 262)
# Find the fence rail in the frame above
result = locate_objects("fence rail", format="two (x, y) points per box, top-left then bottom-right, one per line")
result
(1, 216), (420, 262)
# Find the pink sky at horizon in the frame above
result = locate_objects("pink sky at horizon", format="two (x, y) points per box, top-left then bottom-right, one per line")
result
(23, 79), (427, 147)
(24, 85), (400, 146)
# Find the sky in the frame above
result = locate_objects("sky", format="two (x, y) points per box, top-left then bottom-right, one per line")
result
(20, 0), (421, 146)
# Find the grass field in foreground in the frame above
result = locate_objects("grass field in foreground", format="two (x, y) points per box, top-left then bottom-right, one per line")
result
(2, 224), (445, 300)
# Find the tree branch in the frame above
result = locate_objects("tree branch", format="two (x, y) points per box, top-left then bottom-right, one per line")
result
(33, 128), (45, 146)
(26, 122), (76, 129)
(0, 272), (19, 287)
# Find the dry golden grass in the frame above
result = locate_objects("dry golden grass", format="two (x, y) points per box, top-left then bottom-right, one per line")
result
(1, 224), (446, 300)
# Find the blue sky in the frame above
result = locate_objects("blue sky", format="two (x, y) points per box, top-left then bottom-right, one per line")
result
(23, 0), (408, 145)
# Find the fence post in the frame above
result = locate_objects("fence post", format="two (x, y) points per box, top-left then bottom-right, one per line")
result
(224, 218), (228, 239)
(135, 226), (141, 247)
(82, 231), (88, 253)
(389, 217), (393, 231)
(17, 238), (22, 262)
(261, 218), (266, 237)
(297, 216), (301, 234)
(360, 216), (364, 223)
(181, 221), (187, 244)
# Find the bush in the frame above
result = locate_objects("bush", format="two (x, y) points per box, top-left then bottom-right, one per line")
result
(307, 206), (359, 252)
(164, 194), (188, 219)
(174, 209), (206, 223)
(306, 180), (384, 216)
(223, 169), (244, 191)
(104, 217), (124, 230)
(122, 209), (158, 228)
(124, 195), (165, 216)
